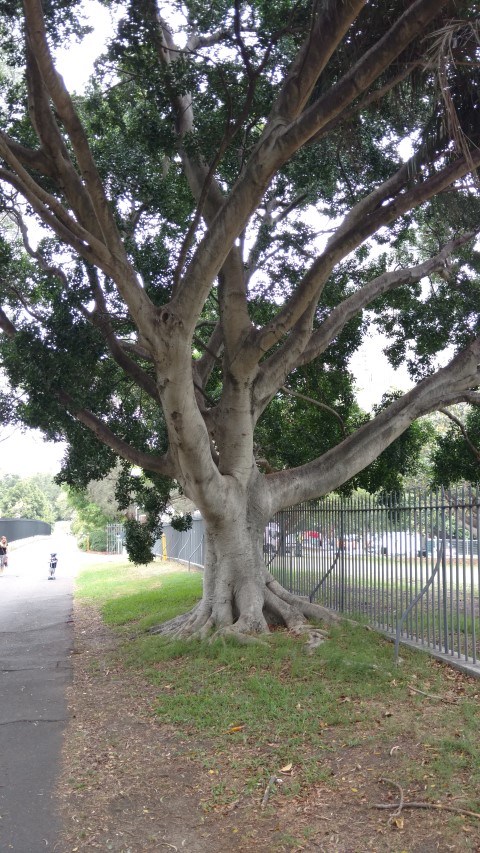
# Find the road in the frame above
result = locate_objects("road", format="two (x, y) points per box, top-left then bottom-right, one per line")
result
(0, 528), (83, 852)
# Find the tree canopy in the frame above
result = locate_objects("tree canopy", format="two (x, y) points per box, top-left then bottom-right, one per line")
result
(0, 0), (479, 637)
(0, 471), (62, 522)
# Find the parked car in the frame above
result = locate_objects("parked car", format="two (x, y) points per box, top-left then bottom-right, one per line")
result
(285, 535), (303, 556)
(303, 530), (322, 547)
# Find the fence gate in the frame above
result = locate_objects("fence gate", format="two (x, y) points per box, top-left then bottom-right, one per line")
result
(106, 523), (125, 554)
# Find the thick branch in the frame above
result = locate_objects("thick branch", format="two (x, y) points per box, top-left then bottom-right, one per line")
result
(270, 0), (368, 124)
(298, 232), (477, 365)
(251, 151), (480, 367)
(265, 338), (480, 512)
(23, 0), (123, 250)
(24, 40), (103, 242)
(22, 0), (155, 337)
(146, 1), (254, 353)
(56, 390), (174, 477)
(307, 61), (422, 147)
(193, 322), (224, 390)
(0, 157), (114, 273)
(0, 306), (17, 337)
(278, 0), (448, 154)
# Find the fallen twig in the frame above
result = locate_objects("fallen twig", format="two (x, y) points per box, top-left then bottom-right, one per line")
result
(374, 779), (480, 819)
(377, 778), (405, 824)
(378, 778), (404, 822)
(261, 774), (279, 810)
(408, 684), (456, 702)
(373, 801), (480, 819)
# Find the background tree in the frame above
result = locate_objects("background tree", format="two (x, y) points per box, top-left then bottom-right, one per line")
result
(0, 472), (61, 523)
(63, 480), (120, 551)
(0, 1), (479, 639)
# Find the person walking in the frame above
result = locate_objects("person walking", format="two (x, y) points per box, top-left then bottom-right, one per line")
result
(0, 535), (8, 574)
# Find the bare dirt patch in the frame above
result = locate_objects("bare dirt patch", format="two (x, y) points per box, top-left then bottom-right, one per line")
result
(56, 596), (480, 853)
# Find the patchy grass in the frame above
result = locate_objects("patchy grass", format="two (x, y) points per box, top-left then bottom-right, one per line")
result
(76, 558), (203, 627)
(75, 559), (480, 849)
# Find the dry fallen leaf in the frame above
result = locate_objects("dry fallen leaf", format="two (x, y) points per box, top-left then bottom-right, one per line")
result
(226, 724), (245, 734)
(280, 762), (293, 773)
(391, 816), (404, 829)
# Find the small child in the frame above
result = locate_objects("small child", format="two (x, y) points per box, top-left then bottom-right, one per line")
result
(48, 553), (57, 580)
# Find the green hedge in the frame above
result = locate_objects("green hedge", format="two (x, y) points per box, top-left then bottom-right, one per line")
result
(88, 527), (107, 552)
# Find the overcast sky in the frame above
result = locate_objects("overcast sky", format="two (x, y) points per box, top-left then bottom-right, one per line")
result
(0, 429), (65, 477)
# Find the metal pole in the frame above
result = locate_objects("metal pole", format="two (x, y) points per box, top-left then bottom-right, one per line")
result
(441, 486), (448, 654)
(340, 508), (345, 612)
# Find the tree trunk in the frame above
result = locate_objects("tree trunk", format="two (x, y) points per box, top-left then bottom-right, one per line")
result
(152, 498), (340, 641)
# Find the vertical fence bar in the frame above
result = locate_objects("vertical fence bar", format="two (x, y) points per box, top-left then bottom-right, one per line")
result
(414, 491), (420, 642)
(441, 487), (448, 654)
(339, 506), (345, 613)
(387, 493), (394, 630)
(475, 484), (480, 665)
(461, 488), (468, 660)
(454, 488), (461, 659)
(468, 484), (476, 664)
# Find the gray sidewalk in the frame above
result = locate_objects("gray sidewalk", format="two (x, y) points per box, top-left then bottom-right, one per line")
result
(0, 532), (81, 851)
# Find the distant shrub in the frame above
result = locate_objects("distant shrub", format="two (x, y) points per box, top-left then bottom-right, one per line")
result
(88, 528), (107, 552)
(77, 534), (88, 551)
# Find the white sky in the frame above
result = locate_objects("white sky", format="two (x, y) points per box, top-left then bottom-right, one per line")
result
(0, 428), (65, 476)
(55, 3), (116, 91)
(352, 333), (413, 411)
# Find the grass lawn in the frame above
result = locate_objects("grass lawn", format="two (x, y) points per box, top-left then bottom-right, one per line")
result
(73, 558), (480, 851)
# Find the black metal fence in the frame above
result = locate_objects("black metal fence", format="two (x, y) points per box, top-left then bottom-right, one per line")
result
(267, 487), (480, 674)
(0, 517), (51, 542)
(153, 514), (205, 568)
(159, 487), (480, 675)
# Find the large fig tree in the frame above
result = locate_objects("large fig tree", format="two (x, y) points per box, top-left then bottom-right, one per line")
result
(0, 0), (479, 639)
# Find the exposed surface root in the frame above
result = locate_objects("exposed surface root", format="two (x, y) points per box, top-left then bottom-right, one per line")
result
(149, 578), (341, 641)
(304, 631), (327, 654)
(209, 626), (270, 647)
(150, 603), (212, 638)
(266, 576), (343, 626)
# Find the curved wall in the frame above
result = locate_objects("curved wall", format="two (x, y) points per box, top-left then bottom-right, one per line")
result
(0, 518), (51, 542)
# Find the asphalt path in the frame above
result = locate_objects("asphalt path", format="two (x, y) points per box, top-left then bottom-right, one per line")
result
(0, 529), (85, 852)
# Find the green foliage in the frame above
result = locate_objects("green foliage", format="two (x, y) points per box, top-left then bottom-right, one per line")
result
(352, 394), (436, 494)
(431, 406), (480, 487)
(64, 480), (120, 550)
(0, 473), (62, 523)
(123, 518), (158, 565)
(88, 527), (108, 552)
(115, 465), (171, 564)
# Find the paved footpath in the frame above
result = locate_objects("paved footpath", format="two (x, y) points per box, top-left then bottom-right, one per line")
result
(0, 530), (87, 852)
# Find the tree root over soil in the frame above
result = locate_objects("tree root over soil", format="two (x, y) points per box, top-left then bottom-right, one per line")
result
(150, 575), (341, 650)
(373, 778), (480, 821)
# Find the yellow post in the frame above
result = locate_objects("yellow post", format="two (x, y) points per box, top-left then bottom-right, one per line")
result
(162, 533), (167, 561)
